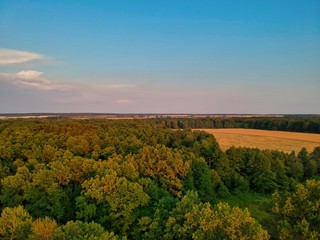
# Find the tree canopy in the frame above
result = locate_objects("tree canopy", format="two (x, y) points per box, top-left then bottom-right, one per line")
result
(0, 118), (319, 239)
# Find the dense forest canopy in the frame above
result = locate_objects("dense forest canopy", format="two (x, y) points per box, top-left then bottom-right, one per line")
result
(155, 117), (320, 133)
(0, 118), (319, 239)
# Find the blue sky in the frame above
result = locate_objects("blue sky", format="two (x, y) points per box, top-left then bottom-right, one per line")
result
(0, 0), (319, 113)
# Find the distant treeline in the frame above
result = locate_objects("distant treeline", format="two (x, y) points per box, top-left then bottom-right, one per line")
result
(156, 117), (320, 133)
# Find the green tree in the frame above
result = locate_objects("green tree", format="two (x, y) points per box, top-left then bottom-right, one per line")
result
(285, 151), (304, 181)
(311, 146), (320, 173)
(53, 220), (120, 240)
(298, 148), (317, 179)
(187, 158), (216, 203)
(246, 150), (277, 193)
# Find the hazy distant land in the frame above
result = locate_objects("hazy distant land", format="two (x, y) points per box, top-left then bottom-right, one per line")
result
(2, 112), (318, 119)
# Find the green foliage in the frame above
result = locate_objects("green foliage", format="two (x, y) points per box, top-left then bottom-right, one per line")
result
(311, 146), (320, 173)
(133, 196), (177, 239)
(24, 186), (67, 221)
(245, 150), (277, 193)
(219, 192), (272, 228)
(298, 148), (318, 179)
(53, 220), (119, 240)
(187, 158), (216, 203)
(75, 196), (97, 222)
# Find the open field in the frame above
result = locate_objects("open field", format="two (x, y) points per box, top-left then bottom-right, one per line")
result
(197, 128), (320, 153)
(0, 115), (54, 119)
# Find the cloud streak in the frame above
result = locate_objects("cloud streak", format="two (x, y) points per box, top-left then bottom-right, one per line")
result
(0, 49), (43, 65)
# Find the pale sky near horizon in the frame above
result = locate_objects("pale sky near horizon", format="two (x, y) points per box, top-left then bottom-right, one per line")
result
(0, 0), (319, 114)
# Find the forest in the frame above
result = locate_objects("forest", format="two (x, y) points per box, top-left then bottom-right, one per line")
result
(156, 117), (320, 133)
(0, 118), (319, 239)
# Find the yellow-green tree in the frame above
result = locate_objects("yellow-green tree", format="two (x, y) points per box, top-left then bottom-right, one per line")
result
(190, 203), (269, 239)
(66, 136), (90, 156)
(82, 169), (149, 233)
(1, 166), (31, 207)
(272, 180), (320, 239)
(30, 217), (57, 240)
(53, 220), (121, 240)
(0, 206), (32, 240)
(135, 145), (190, 197)
(164, 191), (269, 240)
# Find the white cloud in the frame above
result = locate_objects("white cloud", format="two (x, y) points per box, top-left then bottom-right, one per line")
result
(0, 49), (43, 65)
(16, 70), (44, 79)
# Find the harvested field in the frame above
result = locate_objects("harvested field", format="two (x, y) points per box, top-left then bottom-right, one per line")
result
(196, 128), (320, 153)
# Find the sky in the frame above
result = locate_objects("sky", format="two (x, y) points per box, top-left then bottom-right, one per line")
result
(0, 0), (319, 114)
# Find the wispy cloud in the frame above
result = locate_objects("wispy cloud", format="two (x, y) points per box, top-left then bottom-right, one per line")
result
(0, 70), (136, 93)
(0, 69), (141, 113)
(106, 84), (135, 89)
(0, 69), (136, 108)
(0, 70), (65, 91)
(113, 98), (132, 104)
(0, 49), (43, 65)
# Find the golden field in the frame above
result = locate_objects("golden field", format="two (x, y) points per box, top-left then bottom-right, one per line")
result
(197, 128), (320, 153)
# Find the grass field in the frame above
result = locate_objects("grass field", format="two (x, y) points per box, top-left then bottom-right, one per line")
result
(197, 128), (320, 153)
(219, 192), (271, 225)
